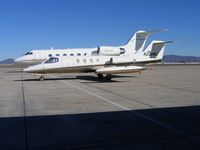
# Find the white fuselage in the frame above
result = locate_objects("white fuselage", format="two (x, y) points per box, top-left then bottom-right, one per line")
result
(15, 48), (97, 63)
(24, 56), (133, 74)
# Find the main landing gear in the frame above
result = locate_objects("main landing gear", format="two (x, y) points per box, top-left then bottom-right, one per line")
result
(97, 73), (104, 79)
(97, 74), (112, 80)
(105, 74), (112, 80)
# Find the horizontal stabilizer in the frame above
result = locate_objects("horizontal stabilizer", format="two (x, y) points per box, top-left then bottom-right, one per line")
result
(164, 40), (178, 43)
(96, 66), (146, 74)
(147, 29), (168, 34)
(154, 40), (177, 44)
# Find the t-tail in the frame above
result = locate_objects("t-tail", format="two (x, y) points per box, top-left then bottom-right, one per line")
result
(134, 40), (175, 63)
(123, 29), (167, 56)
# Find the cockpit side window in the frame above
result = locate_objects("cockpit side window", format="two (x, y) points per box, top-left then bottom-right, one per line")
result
(44, 57), (59, 63)
(25, 52), (33, 55)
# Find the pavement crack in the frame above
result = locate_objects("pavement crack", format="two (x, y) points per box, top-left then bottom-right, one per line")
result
(21, 72), (29, 150)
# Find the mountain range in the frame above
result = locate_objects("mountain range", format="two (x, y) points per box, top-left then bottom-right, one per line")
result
(163, 55), (200, 63)
(0, 55), (200, 64)
(0, 58), (15, 64)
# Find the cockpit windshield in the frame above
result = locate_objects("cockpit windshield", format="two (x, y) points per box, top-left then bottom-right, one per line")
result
(44, 57), (59, 63)
(24, 52), (33, 55)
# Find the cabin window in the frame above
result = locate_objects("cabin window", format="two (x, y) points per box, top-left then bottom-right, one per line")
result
(77, 53), (81, 56)
(56, 54), (59, 56)
(70, 53), (74, 56)
(44, 57), (59, 63)
(96, 59), (99, 62)
(76, 59), (80, 63)
(84, 53), (87, 56)
(90, 59), (93, 63)
(83, 59), (86, 63)
(49, 54), (52, 57)
(63, 54), (67, 56)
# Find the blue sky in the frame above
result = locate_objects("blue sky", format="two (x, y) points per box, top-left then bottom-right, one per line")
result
(0, 0), (199, 60)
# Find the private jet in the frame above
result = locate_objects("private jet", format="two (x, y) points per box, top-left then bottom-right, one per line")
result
(24, 40), (173, 80)
(15, 29), (167, 63)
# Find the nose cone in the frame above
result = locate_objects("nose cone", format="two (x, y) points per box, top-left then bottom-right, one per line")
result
(15, 57), (23, 63)
(23, 65), (43, 73)
(23, 67), (33, 73)
(15, 56), (34, 63)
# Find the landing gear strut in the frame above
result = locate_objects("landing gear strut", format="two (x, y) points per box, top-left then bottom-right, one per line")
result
(39, 75), (45, 81)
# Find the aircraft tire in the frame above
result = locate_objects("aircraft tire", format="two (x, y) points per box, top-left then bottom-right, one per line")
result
(97, 73), (104, 79)
(105, 74), (112, 80)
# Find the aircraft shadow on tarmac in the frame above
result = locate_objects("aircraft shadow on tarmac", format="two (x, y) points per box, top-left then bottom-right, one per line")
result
(14, 75), (137, 83)
(0, 105), (200, 150)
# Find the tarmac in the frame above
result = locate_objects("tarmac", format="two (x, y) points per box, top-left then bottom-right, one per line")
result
(0, 65), (200, 150)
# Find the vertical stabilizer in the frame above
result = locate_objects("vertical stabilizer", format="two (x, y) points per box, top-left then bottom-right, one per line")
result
(125, 30), (149, 55)
(134, 40), (174, 62)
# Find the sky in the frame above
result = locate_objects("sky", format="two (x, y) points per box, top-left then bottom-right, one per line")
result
(0, 0), (200, 60)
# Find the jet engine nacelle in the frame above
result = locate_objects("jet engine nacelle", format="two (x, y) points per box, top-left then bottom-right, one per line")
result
(97, 46), (125, 56)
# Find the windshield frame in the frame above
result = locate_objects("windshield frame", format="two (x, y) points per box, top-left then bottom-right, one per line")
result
(24, 52), (33, 55)
(44, 57), (59, 64)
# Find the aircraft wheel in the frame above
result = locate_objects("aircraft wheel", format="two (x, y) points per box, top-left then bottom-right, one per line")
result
(97, 73), (104, 79)
(39, 75), (45, 81)
(105, 74), (112, 80)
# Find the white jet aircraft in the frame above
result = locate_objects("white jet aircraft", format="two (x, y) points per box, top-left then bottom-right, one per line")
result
(24, 40), (173, 80)
(15, 29), (166, 63)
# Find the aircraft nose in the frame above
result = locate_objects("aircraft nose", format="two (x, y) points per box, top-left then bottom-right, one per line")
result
(23, 66), (37, 73)
(14, 58), (22, 63)
(23, 67), (32, 73)
(23, 65), (42, 73)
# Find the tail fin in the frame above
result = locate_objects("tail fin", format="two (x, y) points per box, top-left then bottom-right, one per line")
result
(124, 29), (167, 56)
(135, 40), (174, 62)
(125, 30), (149, 54)
(150, 40), (174, 60)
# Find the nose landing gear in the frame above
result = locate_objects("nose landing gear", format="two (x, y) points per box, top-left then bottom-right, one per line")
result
(39, 75), (45, 81)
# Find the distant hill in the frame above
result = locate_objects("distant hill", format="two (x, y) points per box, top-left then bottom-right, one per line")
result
(163, 55), (200, 63)
(0, 59), (15, 64)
